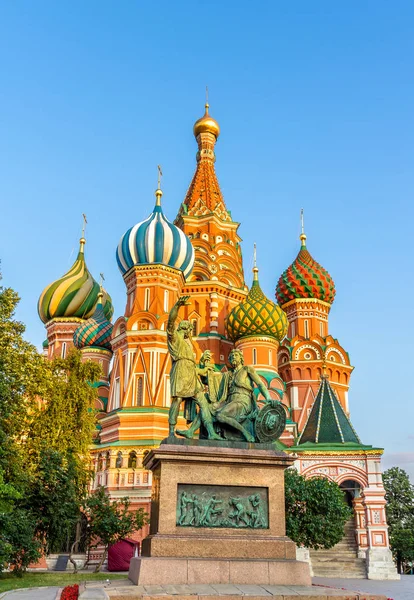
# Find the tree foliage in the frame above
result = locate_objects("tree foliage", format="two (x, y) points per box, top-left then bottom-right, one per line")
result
(285, 468), (352, 550)
(26, 449), (83, 554)
(84, 487), (149, 572)
(27, 349), (101, 464)
(0, 276), (104, 572)
(383, 467), (414, 573)
(0, 278), (51, 483)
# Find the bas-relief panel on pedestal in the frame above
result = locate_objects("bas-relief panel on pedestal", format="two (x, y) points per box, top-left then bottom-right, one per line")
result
(176, 484), (269, 529)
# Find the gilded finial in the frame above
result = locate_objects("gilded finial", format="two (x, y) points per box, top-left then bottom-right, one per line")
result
(193, 90), (220, 139)
(80, 213), (87, 252)
(253, 243), (259, 281)
(98, 273), (105, 301)
(155, 165), (163, 206)
(300, 208), (307, 247)
(322, 359), (328, 379)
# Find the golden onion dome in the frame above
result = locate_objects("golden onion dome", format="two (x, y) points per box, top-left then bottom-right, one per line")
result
(193, 103), (220, 139)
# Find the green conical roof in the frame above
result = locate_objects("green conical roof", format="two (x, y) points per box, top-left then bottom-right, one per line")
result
(298, 376), (361, 445)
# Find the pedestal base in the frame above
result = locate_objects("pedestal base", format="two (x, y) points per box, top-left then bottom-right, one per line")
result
(130, 441), (311, 587)
(129, 556), (311, 586)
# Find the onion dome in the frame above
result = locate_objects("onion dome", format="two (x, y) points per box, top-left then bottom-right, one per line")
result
(193, 103), (220, 139)
(116, 187), (195, 279)
(276, 231), (336, 306)
(73, 291), (113, 351)
(38, 237), (114, 324)
(226, 264), (288, 342)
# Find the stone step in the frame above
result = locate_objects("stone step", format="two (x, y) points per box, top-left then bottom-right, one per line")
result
(313, 569), (366, 579)
(311, 554), (361, 560)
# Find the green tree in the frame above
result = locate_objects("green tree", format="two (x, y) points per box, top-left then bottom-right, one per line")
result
(26, 449), (83, 554)
(27, 348), (101, 466)
(84, 487), (149, 572)
(285, 468), (352, 550)
(383, 467), (414, 573)
(0, 277), (51, 484)
(0, 471), (21, 514)
(0, 277), (53, 575)
(24, 349), (103, 554)
(0, 509), (42, 576)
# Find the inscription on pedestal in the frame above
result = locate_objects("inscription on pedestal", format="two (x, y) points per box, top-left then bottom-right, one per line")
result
(176, 484), (268, 529)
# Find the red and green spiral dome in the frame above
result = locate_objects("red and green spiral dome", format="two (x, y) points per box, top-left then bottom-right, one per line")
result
(276, 235), (336, 305)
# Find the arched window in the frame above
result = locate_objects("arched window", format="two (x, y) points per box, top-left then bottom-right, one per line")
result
(304, 320), (309, 339)
(61, 342), (67, 359)
(115, 451), (123, 469)
(319, 322), (324, 337)
(192, 319), (198, 337)
(144, 288), (150, 310)
(291, 321), (296, 338)
(105, 451), (110, 470)
(164, 290), (169, 312)
(253, 348), (257, 365)
(268, 349), (272, 366)
(128, 451), (137, 469)
(136, 376), (144, 406)
(97, 454), (103, 471)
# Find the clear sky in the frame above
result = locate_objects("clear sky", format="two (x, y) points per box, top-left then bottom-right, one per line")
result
(0, 1), (413, 478)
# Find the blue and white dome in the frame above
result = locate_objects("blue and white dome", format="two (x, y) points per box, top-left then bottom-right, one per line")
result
(116, 189), (195, 279)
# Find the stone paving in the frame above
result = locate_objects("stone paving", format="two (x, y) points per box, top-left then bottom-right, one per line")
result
(102, 582), (387, 599)
(2, 577), (412, 600)
(313, 576), (414, 600)
(0, 586), (60, 600)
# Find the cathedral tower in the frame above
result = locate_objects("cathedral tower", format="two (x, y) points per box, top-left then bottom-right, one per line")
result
(276, 221), (353, 434)
(73, 287), (114, 413)
(100, 184), (195, 445)
(175, 103), (247, 366)
(38, 234), (113, 360)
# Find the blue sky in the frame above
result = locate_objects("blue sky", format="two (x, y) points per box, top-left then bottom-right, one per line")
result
(0, 1), (413, 478)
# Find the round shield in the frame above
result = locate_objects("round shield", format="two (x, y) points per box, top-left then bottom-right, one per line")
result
(255, 403), (286, 443)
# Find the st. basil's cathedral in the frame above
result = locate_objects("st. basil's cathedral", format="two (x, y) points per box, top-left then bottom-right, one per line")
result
(37, 103), (397, 580)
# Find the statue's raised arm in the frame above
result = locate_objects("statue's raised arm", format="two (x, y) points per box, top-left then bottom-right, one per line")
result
(167, 295), (191, 338)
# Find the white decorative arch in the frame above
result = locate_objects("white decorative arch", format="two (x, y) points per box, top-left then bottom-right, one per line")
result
(326, 347), (347, 365)
(294, 343), (322, 360)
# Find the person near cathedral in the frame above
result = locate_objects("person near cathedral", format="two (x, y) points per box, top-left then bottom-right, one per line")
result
(167, 296), (222, 440)
(213, 349), (273, 443)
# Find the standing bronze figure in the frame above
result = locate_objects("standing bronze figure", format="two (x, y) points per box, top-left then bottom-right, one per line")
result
(167, 296), (221, 440)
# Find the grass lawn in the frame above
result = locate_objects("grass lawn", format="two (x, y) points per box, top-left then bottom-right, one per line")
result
(0, 572), (127, 594)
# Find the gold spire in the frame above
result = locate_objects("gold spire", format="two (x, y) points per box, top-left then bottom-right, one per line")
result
(253, 243), (259, 281)
(155, 164), (163, 206)
(300, 208), (307, 247)
(193, 92), (220, 139)
(80, 213), (87, 253)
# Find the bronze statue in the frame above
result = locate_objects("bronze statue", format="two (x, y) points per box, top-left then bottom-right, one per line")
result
(167, 296), (286, 444)
(167, 296), (221, 440)
(213, 349), (273, 442)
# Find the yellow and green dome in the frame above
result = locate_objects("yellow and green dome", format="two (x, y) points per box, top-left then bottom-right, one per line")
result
(38, 238), (114, 324)
(226, 267), (288, 342)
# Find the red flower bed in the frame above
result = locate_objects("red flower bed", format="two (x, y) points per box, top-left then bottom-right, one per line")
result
(60, 584), (79, 600)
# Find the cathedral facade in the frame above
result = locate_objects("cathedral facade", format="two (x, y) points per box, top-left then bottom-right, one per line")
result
(38, 103), (397, 579)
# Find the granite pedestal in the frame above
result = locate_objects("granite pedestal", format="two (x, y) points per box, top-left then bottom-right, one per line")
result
(129, 439), (311, 586)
